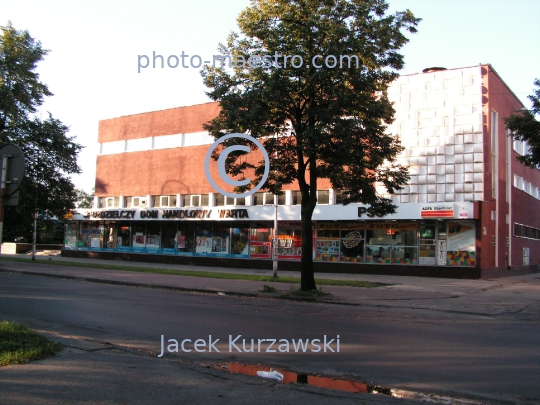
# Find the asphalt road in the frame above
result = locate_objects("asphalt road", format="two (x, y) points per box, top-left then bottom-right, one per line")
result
(1, 271), (539, 404)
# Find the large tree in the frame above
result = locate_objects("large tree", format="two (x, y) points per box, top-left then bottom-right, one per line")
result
(202, 0), (419, 290)
(1, 23), (82, 242)
(504, 79), (540, 168)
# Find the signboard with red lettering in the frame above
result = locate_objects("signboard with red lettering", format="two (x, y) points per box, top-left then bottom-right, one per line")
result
(421, 204), (454, 218)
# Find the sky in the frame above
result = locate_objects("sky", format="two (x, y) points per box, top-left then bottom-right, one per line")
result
(2, 0), (539, 192)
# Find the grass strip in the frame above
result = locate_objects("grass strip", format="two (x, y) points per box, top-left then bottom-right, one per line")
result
(0, 321), (62, 366)
(2, 257), (387, 288)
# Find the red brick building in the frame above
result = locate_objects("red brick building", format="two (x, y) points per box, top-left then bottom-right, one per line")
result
(64, 64), (540, 278)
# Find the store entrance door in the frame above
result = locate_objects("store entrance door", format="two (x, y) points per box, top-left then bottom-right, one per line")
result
(419, 222), (436, 265)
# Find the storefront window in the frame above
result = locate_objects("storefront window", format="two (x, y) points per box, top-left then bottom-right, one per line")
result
(316, 222), (365, 262)
(195, 223), (212, 255)
(316, 229), (340, 262)
(277, 223), (302, 259)
(391, 227), (418, 264)
(177, 222), (195, 254)
(131, 223), (146, 252)
(146, 222), (161, 252)
(161, 222), (177, 254)
(117, 223), (132, 251)
(340, 229), (365, 263)
(366, 222), (418, 264)
(64, 222), (78, 248)
(231, 225), (249, 257)
(212, 225), (230, 256)
(80, 222), (102, 249)
(104, 222), (118, 249)
(249, 222), (272, 258)
(447, 220), (476, 266)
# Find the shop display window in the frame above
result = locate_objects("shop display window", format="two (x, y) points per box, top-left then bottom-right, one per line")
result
(146, 222), (161, 252)
(249, 223), (272, 258)
(212, 226), (230, 255)
(316, 222), (366, 262)
(132, 223), (146, 251)
(446, 220), (476, 266)
(80, 222), (102, 249)
(366, 222), (418, 264)
(161, 222), (177, 253)
(231, 225), (249, 257)
(340, 230), (365, 262)
(277, 225), (302, 258)
(117, 222), (132, 250)
(316, 229), (340, 262)
(177, 222), (195, 254)
(104, 222), (118, 248)
(64, 222), (78, 248)
(195, 223), (212, 255)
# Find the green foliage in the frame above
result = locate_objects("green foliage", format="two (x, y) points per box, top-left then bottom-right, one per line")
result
(1, 22), (82, 239)
(202, 0), (419, 289)
(259, 284), (278, 292)
(0, 321), (62, 366)
(75, 188), (94, 208)
(504, 79), (540, 168)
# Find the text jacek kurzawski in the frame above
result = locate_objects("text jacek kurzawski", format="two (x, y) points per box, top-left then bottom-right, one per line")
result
(158, 334), (340, 357)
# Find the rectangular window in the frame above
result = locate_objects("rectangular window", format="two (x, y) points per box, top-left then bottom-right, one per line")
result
(253, 192), (263, 206)
(181, 194), (209, 207)
(104, 197), (120, 208)
(264, 192), (274, 205)
(292, 191), (302, 205)
(317, 190), (330, 204)
(126, 196), (147, 208)
(215, 194), (225, 206)
(152, 195), (177, 208)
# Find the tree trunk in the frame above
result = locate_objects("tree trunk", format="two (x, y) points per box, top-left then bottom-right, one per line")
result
(300, 203), (316, 291)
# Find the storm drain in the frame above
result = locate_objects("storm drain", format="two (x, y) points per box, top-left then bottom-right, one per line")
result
(213, 363), (491, 404)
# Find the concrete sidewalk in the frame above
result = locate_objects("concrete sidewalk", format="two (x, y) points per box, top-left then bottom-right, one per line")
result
(1, 254), (539, 317)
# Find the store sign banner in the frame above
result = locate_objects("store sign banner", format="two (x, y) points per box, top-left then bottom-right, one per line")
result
(421, 204), (454, 218)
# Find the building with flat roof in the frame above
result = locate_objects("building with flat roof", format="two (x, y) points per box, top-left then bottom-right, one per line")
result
(63, 64), (540, 278)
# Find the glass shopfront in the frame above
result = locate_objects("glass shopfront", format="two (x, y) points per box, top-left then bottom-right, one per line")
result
(66, 218), (475, 266)
(277, 222), (303, 260)
(316, 221), (419, 264)
(316, 222), (366, 263)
